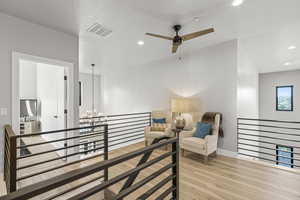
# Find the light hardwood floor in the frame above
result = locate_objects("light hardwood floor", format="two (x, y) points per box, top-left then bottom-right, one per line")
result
(6, 141), (300, 200)
(105, 143), (300, 200)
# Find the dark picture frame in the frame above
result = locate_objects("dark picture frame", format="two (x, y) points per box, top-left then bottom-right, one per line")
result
(276, 85), (293, 111)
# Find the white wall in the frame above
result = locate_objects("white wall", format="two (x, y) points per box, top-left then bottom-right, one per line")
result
(0, 12), (78, 172)
(237, 41), (259, 118)
(259, 70), (300, 120)
(79, 73), (102, 116)
(19, 60), (37, 99)
(236, 40), (260, 157)
(259, 70), (300, 167)
(99, 40), (238, 152)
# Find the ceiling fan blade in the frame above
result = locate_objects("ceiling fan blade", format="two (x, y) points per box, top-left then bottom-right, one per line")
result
(146, 33), (173, 40)
(172, 44), (179, 53)
(182, 28), (214, 41)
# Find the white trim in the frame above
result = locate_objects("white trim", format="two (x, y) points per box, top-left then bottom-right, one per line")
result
(217, 148), (238, 158)
(11, 52), (75, 134)
(218, 150), (300, 174)
(237, 154), (300, 174)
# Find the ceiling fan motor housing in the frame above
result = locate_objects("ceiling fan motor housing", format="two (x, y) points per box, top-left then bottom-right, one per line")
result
(173, 25), (182, 45)
(173, 35), (182, 45)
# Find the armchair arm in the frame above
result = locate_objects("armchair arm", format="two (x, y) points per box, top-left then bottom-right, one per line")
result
(144, 126), (151, 136)
(179, 128), (196, 143)
(205, 134), (218, 143)
(164, 123), (173, 137)
(181, 128), (196, 138)
(205, 134), (218, 154)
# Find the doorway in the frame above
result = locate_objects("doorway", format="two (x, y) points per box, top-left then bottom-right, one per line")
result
(12, 52), (75, 156)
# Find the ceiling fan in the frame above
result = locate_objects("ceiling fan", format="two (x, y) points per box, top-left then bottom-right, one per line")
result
(146, 25), (214, 53)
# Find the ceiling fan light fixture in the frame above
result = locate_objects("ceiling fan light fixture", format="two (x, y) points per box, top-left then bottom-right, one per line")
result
(232, 0), (244, 7)
(193, 17), (200, 22)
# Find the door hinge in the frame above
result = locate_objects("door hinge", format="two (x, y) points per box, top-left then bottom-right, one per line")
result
(64, 109), (68, 114)
(64, 76), (67, 80)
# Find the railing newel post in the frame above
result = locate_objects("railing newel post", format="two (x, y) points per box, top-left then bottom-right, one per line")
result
(4, 129), (7, 182)
(104, 124), (109, 181)
(172, 137), (179, 200)
(9, 135), (17, 193)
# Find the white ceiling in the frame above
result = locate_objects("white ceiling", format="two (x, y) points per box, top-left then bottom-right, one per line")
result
(120, 0), (228, 22)
(0, 0), (300, 73)
(240, 27), (300, 73)
(0, 0), (79, 35)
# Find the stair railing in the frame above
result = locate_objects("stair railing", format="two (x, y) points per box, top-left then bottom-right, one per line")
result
(0, 137), (179, 200)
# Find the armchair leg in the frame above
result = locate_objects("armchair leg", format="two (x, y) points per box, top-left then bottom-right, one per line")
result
(203, 156), (209, 164)
(211, 151), (217, 158)
(181, 149), (185, 157)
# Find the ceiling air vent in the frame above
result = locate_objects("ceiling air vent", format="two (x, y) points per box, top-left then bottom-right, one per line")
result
(86, 23), (112, 37)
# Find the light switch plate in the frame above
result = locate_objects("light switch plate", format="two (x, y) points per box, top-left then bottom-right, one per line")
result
(0, 108), (8, 116)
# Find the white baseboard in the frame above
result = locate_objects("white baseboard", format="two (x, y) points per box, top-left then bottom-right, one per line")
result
(217, 148), (238, 158)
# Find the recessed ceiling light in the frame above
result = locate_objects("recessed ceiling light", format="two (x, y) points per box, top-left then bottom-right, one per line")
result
(288, 45), (296, 50)
(137, 40), (144, 46)
(232, 0), (244, 7)
(193, 17), (200, 22)
(284, 62), (291, 66)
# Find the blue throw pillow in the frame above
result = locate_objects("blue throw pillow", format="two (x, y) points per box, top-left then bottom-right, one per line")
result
(153, 118), (166, 124)
(194, 122), (212, 139)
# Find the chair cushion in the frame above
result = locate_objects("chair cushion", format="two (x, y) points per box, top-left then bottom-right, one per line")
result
(194, 122), (212, 139)
(181, 137), (207, 151)
(150, 123), (168, 131)
(146, 131), (168, 139)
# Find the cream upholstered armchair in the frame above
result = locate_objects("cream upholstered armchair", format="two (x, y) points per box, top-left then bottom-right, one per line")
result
(144, 111), (174, 146)
(180, 113), (221, 163)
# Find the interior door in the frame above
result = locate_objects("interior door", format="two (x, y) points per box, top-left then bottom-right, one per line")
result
(37, 63), (66, 156)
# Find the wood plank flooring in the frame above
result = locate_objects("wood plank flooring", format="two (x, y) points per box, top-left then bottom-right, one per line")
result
(3, 141), (300, 200)
(105, 143), (300, 200)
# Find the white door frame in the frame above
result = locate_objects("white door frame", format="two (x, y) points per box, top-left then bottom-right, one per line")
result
(12, 52), (75, 134)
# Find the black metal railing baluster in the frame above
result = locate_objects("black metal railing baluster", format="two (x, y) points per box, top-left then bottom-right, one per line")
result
(119, 136), (170, 194)
(237, 118), (300, 168)
(0, 138), (179, 200)
(172, 137), (179, 200)
(3, 112), (161, 196)
(104, 124), (109, 182)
